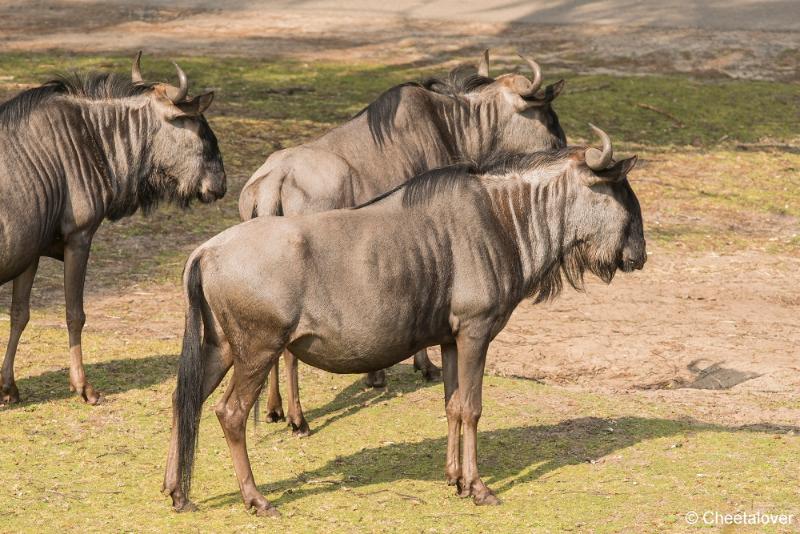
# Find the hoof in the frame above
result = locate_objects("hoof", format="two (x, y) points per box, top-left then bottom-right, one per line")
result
(247, 497), (280, 518)
(289, 419), (311, 438)
(173, 499), (198, 513)
(71, 383), (101, 405)
(422, 365), (442, 382)
(255, 505), (280, 518)
(1, 383), (20, 405)
(265, 409), (285, 423)
(446, 476), (459, 486)
(364, 371), (386, 389)
(474, 491), (501, 506)
(456, 479), (500, 504)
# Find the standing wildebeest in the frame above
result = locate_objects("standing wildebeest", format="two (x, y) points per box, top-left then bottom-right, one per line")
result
(239, 52), (566, 434)
(0, 53), (225, 404)
(166, 126), (645, 515)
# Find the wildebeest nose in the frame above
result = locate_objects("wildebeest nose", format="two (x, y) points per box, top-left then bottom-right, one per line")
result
(634, 253), (647, 270)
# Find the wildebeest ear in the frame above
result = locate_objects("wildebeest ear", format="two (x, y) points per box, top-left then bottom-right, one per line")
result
(543, 79), (565, 101)
(524, 79), (565, 107)
(174, 91), (215, 117)
(594, 155), (638, 183)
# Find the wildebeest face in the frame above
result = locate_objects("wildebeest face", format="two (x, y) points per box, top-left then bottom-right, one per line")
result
(150, 86), (227, 204)
(475, 54), (566, 150)
(571, 154), (646, 279)
(132, 53), (226, 205)
(510, 81), (566, 148)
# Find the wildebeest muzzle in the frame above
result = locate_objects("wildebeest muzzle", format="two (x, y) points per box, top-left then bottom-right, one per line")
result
(619, 236), (647, 272)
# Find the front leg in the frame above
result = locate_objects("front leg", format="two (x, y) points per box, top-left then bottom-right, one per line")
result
(441, 343), (461, 485)
(455, 331), (499, 505)
(63, 233), (99, 404)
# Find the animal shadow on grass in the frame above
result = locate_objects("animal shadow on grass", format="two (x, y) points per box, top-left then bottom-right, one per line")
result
(281, 363), (440, 435)
(1, 354), (177, 408)
(204, 411), (799, 509)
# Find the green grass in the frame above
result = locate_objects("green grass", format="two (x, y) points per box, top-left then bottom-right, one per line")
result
(1, 323), (798, 532)
(1, 53), (799, 147)
(1, 52), (800, 531)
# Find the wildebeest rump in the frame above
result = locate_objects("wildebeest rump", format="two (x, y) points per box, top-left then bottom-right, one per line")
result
(0, 53), (226, 404)
(165, 126), (646, 515)
(238, 51), (567, 434)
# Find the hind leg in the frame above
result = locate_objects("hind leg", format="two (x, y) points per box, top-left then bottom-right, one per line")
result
(264, 358), (285, 422)
(216, 354), (278, 516)
(283, 350), (309, 437)
(413, 349), (441, 382)
(1, 259), (39, 404)
(164, 339), (233, 511)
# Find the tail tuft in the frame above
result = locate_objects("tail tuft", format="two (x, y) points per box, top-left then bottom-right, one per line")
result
(176, 255), (205, 499)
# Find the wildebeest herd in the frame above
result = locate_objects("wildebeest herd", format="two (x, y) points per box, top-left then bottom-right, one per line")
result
(0, 51), (645, 517)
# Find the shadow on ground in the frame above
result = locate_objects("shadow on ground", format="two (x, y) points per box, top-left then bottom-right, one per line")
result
(637, 359), (764, 391)
(1, 353), (177, 408)
(257, 363), (440, 434)
(205, 385), (800, 509)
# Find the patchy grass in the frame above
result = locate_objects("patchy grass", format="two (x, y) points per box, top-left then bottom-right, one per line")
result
(1, 53), (799, 531)
(0, 320), (798, 532)
(1, 53), (800, 146)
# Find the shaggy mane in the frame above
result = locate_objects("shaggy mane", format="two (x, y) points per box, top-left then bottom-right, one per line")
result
(422, 64), (495, 96)
(0, 71), (154, 128)
(351, 63), (496, 147)
(355, 147), (576, 210)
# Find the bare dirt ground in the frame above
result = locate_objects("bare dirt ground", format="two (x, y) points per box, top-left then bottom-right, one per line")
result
(1, 1), (798, 430)
(14, 244), (799, 429)
(1, 1), (799, 80)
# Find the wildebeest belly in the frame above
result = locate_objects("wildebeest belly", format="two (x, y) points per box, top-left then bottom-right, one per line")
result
(0, 167), (66, 282)
(288, 328), (443, 374)
(0, 208), (56, 283)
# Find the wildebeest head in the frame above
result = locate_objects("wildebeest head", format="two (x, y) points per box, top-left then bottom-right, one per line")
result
(132, 52), (226, 204)
(463, 51), (566, 150)
(562, 125), (646, 282)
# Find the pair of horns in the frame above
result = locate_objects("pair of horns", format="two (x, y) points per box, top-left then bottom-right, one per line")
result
(586, 123), (614, 170)
(131, 51), (189, 103)
(477, 49), (543, 97)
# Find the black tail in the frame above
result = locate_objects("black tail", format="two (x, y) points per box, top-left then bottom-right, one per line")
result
(176, 254), (205, 500)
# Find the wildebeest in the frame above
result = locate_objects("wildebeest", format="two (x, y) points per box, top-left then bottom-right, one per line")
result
(165, 126), (646, 515)
(0, 53), (225, 405)
(239, 51), (567, 434)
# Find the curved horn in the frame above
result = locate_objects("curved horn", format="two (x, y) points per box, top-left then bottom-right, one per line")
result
(171, 62), (189, 103)
(477, 49), (490, 77)
(585, 123), (613, 170)
(518, 54), (543, 96)
(132, 50), (143, 83)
